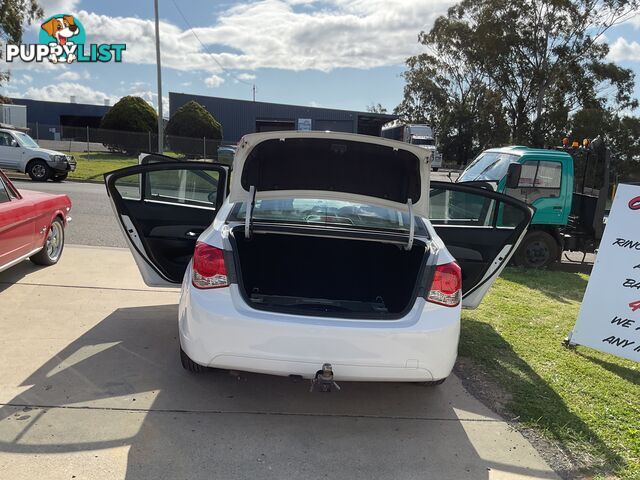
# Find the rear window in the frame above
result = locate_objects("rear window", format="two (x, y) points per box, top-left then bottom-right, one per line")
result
(229, 198), (427, 234)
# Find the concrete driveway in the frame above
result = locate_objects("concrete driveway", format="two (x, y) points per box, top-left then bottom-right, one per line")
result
(0, 246), (558, 480)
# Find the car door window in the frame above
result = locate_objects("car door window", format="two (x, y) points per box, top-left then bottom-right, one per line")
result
(0, 132), (15, 148)
(145, 169), (219, 209)
(429, 189), (496, 226)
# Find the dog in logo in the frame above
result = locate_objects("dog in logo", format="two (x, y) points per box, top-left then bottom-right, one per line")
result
(41, 15), (79, 63)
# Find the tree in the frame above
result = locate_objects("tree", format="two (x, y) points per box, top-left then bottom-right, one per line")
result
(366, 103), (388, 114)
(1, 1), (43, 88)
(99, 96), (158, 154)
(396, 47), (509, 165)
(165, 101), (222, 158)
(400, 0), (639, 152)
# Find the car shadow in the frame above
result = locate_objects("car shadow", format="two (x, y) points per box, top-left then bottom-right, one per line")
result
(457, 318), (625, 477)
(0, 304), (561, 479)
(0, 260), (45, 294)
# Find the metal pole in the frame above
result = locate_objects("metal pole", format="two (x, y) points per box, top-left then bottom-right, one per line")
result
(86, 125), (90, 153)
(203, 136), (206, 158)
(252, 84), (256, 102)
(148, 131), (152, 152)
(154, 0), (164, 153)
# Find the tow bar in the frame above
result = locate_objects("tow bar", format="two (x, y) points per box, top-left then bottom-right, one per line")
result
(310, 363), (341, 392)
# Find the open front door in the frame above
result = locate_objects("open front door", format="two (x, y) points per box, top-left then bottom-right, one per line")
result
(105, 162), (229, 287)
(429, 181), (533, 308)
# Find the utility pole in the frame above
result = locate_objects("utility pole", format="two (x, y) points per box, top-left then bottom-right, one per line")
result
(252, 84), (256, 102)
(154, 0), (164, 153)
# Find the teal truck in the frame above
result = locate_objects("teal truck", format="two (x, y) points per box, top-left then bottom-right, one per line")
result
(456, 138), (611, 267)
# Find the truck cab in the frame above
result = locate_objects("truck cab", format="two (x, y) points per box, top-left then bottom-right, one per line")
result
(458, 146), (574, 225)
(457, 141), (610, 267)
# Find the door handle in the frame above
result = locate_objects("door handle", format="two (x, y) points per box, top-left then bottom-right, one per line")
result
(552, 206), (563, 210)
(186, 230), (203, 237)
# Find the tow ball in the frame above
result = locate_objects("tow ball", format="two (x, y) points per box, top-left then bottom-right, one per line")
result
(310, 363), (341, 392)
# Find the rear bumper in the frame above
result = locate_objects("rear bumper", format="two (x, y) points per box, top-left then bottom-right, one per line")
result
(178, 277), (461, 382)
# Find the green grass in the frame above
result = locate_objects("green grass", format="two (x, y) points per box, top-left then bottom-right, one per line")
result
(460, 268), (639, 479)
(67, 152), (137, 181)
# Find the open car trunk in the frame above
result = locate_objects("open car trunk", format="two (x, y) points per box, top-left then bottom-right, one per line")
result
(231, 229), (429, 319)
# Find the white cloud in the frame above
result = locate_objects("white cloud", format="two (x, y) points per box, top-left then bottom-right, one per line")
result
(608, 37), (640, 62)
(38, 0), (81, 17)
(204, 74), (225, 88)
(236, 73), (256, 81)
(75, 0), (453, 73)
(58, 70), (91, 81)
(18, 82), (118, 105)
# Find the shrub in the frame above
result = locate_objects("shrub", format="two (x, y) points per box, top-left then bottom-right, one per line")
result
(99, 96), (158, 154)
(165, 101), (223, 158)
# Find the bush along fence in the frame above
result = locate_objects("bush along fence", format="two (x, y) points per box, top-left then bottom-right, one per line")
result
(26, 122), (233, 159)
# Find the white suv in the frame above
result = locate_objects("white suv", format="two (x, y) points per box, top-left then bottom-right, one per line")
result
(105, 131), (531, 385)
(0, 128), (77, 181)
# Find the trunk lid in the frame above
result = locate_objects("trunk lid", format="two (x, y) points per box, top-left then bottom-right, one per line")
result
(228, 131), (431, 218)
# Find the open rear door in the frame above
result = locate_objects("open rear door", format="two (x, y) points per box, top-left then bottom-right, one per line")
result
(429, 181), (533, 308)
(105, 162), (229, 287)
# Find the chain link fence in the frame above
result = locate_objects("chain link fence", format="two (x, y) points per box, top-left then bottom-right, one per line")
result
(26, 122), (234, 159)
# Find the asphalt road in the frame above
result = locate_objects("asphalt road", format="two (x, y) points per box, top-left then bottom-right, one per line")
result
(11, 178), (127, 248)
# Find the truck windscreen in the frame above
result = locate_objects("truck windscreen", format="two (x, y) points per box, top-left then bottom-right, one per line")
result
(458, 152), (520, 182)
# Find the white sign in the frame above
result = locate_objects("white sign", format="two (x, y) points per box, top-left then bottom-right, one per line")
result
(297, 118), (312, 131)
(570, 184), (640, 362)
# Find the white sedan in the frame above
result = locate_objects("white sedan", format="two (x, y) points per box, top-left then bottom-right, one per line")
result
(105, 131), (531, 386)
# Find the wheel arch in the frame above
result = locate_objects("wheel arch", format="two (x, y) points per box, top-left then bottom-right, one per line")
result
(24, 157), (49, 174)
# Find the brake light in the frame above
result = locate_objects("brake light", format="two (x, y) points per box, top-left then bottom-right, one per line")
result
(192, 242), (229, 289)
(427, 262), (461, 307)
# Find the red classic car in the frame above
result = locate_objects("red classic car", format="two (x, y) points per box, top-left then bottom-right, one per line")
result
(0, 170), (71, 272)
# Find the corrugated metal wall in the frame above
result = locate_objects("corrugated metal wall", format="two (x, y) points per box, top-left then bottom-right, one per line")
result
(169, 92), (396, 143)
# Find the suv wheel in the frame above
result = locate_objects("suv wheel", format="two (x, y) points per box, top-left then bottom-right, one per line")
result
(27, 160), (51, 182)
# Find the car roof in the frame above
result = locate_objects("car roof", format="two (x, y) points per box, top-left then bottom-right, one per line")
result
(483, 145), (571, 160)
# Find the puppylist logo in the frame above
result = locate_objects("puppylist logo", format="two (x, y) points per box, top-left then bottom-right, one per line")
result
(5, 14), (125, 64)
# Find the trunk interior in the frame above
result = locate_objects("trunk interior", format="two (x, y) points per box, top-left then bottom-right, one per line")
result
(232, 229), (428, 318)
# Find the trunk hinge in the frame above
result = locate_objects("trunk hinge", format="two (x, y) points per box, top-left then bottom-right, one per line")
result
(244, 185), (257, 239)
(405, 199), (414, 251)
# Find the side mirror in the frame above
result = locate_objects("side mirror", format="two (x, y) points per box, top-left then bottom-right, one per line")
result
(11, 140), (19, 147)
(505, 163), (522, 189)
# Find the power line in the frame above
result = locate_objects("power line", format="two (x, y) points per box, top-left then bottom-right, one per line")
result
(169, 0), (255, 88)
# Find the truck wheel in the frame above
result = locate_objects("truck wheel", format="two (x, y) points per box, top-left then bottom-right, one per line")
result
(52, 173), (68, 182)
(27, 160), (51, 182)
(513, 231), (559, 268)
(433, 168), (439, 172)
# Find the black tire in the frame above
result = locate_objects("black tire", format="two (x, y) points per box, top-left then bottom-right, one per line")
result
(416, 378), (447, 386)
(433, 167), (439, 172)
(30, 218), (64, 266)
(52, 173), (68, 182)
(27, 160), (52, 182)
(180, 348), (207, 373)
(512, 230), (559, 268)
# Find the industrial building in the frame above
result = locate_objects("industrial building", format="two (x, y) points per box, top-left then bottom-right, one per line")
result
(11, 98), (112, 140)
(9, 93), (396, 142)
(169, 93), (397, 143)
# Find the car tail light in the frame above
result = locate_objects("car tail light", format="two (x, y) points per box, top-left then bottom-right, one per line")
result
(192, 242), (229, 289)
(426, 262), (461, 307)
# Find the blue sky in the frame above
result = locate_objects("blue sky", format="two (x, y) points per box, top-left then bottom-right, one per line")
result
(2, 0), (639, 117)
